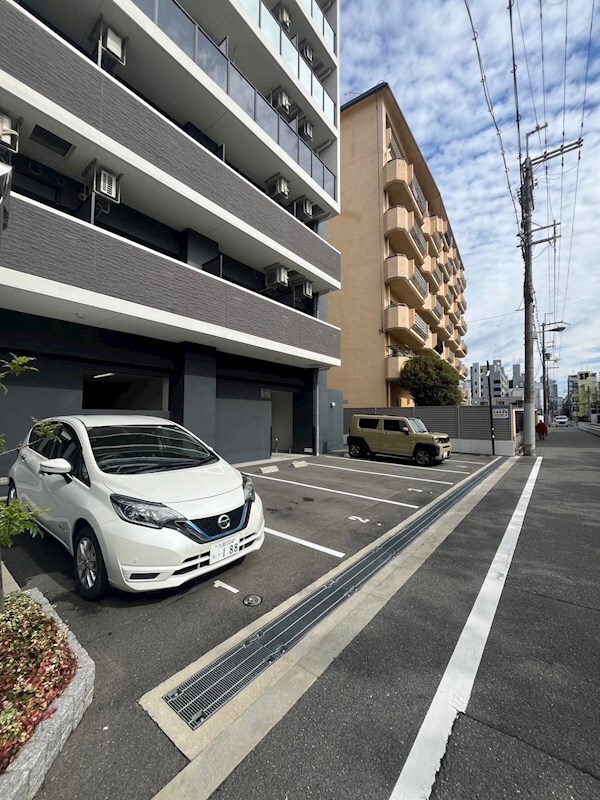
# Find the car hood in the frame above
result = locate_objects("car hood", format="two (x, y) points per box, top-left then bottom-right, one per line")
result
(101, 460), (242, 504)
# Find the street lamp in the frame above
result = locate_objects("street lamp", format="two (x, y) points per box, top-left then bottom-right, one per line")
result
(540, 319), (567, 422)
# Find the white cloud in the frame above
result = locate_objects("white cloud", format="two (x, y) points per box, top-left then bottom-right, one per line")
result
(340, 0), (600, 395)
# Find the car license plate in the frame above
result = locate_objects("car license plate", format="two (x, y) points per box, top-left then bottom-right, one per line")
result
(209, 536), (240, 565)
(443, 451), (450, 459)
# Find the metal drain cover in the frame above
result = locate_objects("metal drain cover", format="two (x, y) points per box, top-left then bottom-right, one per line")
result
(243, 595), (262, 607)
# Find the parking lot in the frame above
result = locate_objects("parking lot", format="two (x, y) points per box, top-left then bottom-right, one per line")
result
(3, 450), (497, 800)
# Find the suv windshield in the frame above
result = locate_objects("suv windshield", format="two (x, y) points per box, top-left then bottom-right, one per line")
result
(407, 418), (429, 434)
(87, 425), (218, 474)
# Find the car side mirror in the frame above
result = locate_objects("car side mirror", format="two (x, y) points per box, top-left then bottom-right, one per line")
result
(39, 458), (72, 478)
(401, 427), (409, 435)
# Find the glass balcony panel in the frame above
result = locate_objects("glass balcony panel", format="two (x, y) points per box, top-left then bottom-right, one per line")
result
(157, 0), (195, 60)
(312, 152), (324, 187)
(313, 2), (324, 34)
(323, 19), (335, 51)
(256, 93), (279, 141)
(279, 121), (298, 161)
(238, 0), (260, 24)
(299, 58), (313, 93)
(131, 0), (155, 17)
(299, 139), (313, 175)
(323, 166), (335, 198)
(298, 0), (311, 11)
(323, 92), (335, 125)
(196, 29), (228, 90)
(281, 34), (299, 75)
(312, 78), (324, 110)
(260, 8), (281, 51)
(229, 65), (256, 118)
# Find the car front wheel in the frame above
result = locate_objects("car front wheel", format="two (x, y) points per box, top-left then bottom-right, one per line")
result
(414, 447), (434, 467)
(73, 526), (108, 600)
(348, 441), (364, 458)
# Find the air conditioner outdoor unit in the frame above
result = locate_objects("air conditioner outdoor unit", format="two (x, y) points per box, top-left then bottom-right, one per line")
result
(298, 280), (313, 299)
(102, 27), (125, 62)
(273, 89), (291, 115)
(266, 264), (289, 288)
(267, 175), (290, 202)
(97, 169), (118, 200)
(295, 198), (313, 221)
(299, 120), (314, 141)
(0, 113), (19, 154)
(278, 7), (291, 31)
(300, 42), (313, 64)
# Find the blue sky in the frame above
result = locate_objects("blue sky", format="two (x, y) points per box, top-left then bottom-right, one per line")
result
(339, 0), (599, 395)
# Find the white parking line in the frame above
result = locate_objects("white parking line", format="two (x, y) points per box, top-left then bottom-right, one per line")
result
(323, 455), (470, 475)
(251, 474), (419, 509)
(450, 459), (485, 466)
(389, 457), (543, 800)
(309, 463), (453, 486)
(213, 580), (239, 594)
(265, 528), (345, 558)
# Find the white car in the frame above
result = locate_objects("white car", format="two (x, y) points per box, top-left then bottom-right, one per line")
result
(8, 416), (265, 599)
(553, 415), (569, 426)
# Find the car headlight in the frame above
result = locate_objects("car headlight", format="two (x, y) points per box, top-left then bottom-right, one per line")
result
(242, 475), (255, 503)
(110, 495), (185, 529)
(433, 436), (443, 443)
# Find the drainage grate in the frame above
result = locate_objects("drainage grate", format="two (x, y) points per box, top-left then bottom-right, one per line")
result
(164, 459), (504, 728)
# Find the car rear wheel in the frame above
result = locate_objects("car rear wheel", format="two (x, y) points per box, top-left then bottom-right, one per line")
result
(414, 447), (434, 467)
(349, 441), (364, 458)
(73, 526), (108, 600)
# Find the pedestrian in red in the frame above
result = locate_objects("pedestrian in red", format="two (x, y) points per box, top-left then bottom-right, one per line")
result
(536, 420), (548, 441)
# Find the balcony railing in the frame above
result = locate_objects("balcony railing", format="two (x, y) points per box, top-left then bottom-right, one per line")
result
(237, 0), (336, 122)
(413, 267), (428, 295)
(411, 224), (427, 256)
(414, 312), (429, 339)
(410, 177), (427, 215)
(432, 230), (443, 251)
(296, 0), (336, 51)
(132, 0), (336, 198)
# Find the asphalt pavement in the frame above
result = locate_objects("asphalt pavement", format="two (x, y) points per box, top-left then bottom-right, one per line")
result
(3, 424), (599, 800)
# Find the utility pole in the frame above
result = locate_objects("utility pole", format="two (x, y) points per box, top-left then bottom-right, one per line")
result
(520, 128), (582, 456)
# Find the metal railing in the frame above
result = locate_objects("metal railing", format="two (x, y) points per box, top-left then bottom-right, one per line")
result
(410, 177), (427, 215)
(432, 230), (443, 251)
(413, 267), (428, 295)
(132, 0), (336, 198)
(411, 224), (427, 255)
(414, 313), (429, 339)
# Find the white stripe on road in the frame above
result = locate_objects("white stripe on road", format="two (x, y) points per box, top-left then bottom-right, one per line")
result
(265, 527), (345, 558)
(450, 459), (485, 466)
(323, 455), (470, 475)
(251, 474), (419, 509)
(309, 462), (453, 486)
(389, 456), (543, 800)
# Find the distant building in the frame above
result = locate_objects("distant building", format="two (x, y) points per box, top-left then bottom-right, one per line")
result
(470, 360), (509, 405)
(511, 363), (524, 389)
(576, 371), (598, 420)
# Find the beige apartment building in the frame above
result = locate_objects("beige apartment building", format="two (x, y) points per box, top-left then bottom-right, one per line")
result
(327, 83), (468, 407)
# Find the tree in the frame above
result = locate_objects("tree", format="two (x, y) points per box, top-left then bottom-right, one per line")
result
(399, 354), (463, 406)
(0, 354), (58, 612)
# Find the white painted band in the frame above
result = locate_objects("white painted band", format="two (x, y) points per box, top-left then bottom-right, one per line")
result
(265, 528), (344, 558)
(309, 463), (454, 486)
(252, 474), (419, 509)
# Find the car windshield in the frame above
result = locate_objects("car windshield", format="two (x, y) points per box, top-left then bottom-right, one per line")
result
(87, 425), (218, 474)
(407, 418), (429, 434)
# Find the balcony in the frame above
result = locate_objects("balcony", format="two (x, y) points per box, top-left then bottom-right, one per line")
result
(437, 289), (451, 311)
(431, 312), (449, 333)
(422, 216), (444, 256)
(3, 195), (340, 367)
(447, 307), (460, 324)
(233, 0), (336, 122)
(421, 256), (443, 291)
(417, 333), (439, 359)
(439, 257), (452, 281)
(437, 319), (453, 341)
(384, 304), (429, 349)
(456, 319), (467, 336)
(457, 296), (467, 314)
(384, 255), (428, 306)
(386, 354), (410, 382)
(421, 295), (444, 326)
(383, 159), (427, 220)
(384, 207), (426, 264)
(455, 341), (467, 358)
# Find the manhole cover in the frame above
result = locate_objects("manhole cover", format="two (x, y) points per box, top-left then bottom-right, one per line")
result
(243, 595), (262, 607)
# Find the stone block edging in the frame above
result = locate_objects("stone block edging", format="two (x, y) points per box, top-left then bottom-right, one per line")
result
(1, 589), (95, 800)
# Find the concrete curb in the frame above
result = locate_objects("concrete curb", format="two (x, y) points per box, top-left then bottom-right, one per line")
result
(0, 588), (95, 800)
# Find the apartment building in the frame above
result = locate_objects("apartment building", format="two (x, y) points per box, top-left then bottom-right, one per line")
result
(325, 83), (467, 408)
(0, 0), (341, 465)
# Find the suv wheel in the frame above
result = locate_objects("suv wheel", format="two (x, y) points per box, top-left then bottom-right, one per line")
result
(348, 441), (364, 459)
(73, 526), (108, 600)
(414, 447), (434, 467)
